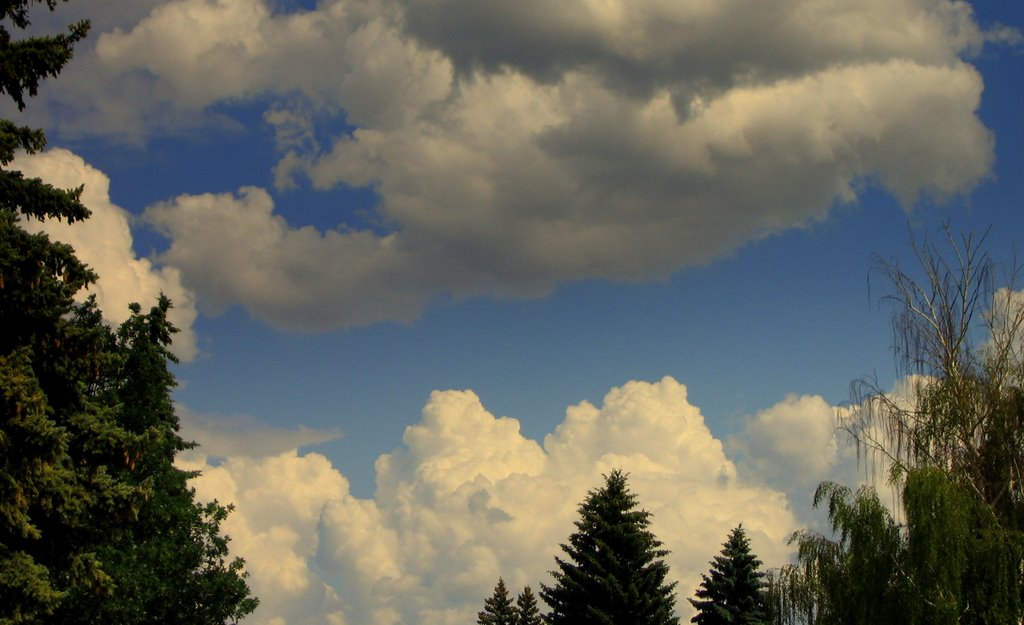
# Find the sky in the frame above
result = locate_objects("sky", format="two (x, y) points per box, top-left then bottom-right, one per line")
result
(10, 0), (1024, 623)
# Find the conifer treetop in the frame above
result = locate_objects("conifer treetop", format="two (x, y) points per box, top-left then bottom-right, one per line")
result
(541, 469), (679, 625)
(479, 577), (516, 625)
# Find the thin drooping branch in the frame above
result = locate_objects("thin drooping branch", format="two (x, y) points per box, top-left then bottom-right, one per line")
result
(848, 225), (1024, 531)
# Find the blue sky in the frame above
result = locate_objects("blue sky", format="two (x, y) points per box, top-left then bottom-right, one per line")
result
(14, 1), (1024, 623)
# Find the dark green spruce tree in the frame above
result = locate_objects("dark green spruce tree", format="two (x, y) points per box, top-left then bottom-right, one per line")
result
(479, 578), (516, 625)
(541, 470), (679, 625)
(689, 525), (769, 625)
(515, 585), (543, 625)
(0, 1), (257, 623)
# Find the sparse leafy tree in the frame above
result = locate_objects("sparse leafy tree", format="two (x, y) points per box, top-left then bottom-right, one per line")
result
(515, 585), (543, 625)
(848, 228), (1024, 623)
(690, 525), (768, 625)
(850, 227), (1024, 533)
(541, 470), (679, 625)
(479, 578), (516, 625)
(768, 228), (1024, 625)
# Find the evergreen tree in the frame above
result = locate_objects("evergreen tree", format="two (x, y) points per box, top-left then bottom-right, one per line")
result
(515, 585), (543, 625)
(0, 2), (257, 622)
(51, 297), (258, 624)
(690, 525), (768, 625)
(540, 470), (679, 625)
(479, 578), (516, 625)
(0, 4), (131, 621)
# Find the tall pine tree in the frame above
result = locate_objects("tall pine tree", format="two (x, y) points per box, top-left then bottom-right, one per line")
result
(690, 525), (768, 625)
(541, 470), (679, 625)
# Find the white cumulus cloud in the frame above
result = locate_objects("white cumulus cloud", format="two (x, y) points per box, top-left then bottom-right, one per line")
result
(14, 148), (200, 360)
(180, 377), (847, 625)
(729, 394), (843, 489)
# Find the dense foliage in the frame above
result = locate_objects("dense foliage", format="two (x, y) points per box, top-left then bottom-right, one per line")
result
(0, 1), (256, 623)
(690, 525), (768, 625)
(767, 230), (1024, 625)
(541, 470), (679, 625)
(50, 298), (259, 625)
(769, 473), (1021, 625)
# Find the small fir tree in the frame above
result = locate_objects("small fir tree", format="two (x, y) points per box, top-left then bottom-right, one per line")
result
(541, 470), (679, 625)
(515, 585), (543, 625)
(690, 525), (768, 625)
(478, 578), (516, 625)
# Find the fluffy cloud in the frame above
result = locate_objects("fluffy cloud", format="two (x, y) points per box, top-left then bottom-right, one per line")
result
(180, 377), (846, 625)
(727, 376), (941, 530)
(144, 57), (993, 328)
(13, 149), (200, 360)
(729, 394), (844, 489)
(987, 287), (1024, 362)
(142, 187), (430, 328)
(18, 0), (1011, 329)
(177, 449), (352, 625)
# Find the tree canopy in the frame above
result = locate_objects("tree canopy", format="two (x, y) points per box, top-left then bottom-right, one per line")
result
(477, 579), (546, 625)
(541, 470), (679, 625)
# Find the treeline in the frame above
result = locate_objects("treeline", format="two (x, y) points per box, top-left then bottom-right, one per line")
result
(0, 2), (257, 623)
(477, 230), (1024, 625)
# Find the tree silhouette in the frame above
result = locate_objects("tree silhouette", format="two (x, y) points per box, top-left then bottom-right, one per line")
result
(541, 470), (679, 625)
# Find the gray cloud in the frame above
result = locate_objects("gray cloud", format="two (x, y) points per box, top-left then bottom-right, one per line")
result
(177, 405), (341, 460)
(19, 0), (1014, 329)
(397, 0), (989, 104)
